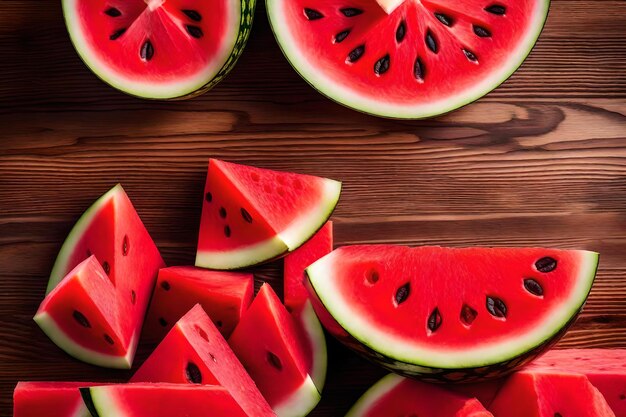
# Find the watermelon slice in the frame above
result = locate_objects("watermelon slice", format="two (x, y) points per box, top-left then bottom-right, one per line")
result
(284, 221), (333, 311)
(195, 159), (341, 270)
(13, 382), (94, 417)
(131, 304), (274, 416)
(36, 184), (164, 368)
(346, 373), (494, 417)
(143, 266), (254, 341)
(62, 0), (255, 99)
(489, 370), (615, 417)
(306, 245), (599, 381)
(266, 0), (549, 118)
(291, 300), (328, 391)
(229, 284), (321, 417)
(528, 349), (626, 416)
(80, 384), (247, 417)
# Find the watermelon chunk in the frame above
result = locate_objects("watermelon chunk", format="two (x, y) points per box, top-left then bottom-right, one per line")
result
(284, 221), (333, 311)
(143, 266), (254, 341)
(528, 349), (626, 416)
(346, 373), (494, 417)
(80, 384), (247, 417)
(195, 159), (341, 270)
(306, 245), (599, 380)
(131, 304), (275, 416)
(489, 370), (615, 417)
(37, 184), (164, 368)
(229, 284), (321, 417)
(13, 382), (94, 417)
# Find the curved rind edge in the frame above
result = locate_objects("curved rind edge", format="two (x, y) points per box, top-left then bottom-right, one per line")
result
(298, 300), (328, 391)
(344, 374), (403, 417)
(272, 375), (321, 417)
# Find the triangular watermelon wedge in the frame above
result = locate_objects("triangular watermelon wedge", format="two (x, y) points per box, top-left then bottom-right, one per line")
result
(195, 159), (341, 270)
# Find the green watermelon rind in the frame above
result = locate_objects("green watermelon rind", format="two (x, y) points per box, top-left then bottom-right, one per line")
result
(62, 0), (255, 100)
(79, 388), (101, 417)
(195, 179), (341, 270)
(79, 387), (121, 417)
(344, 374), (404, 417)
(33, 311), (136, 369)
(307, 249), (599, 371)
(265, 0), (550, 119)
(297, 300), (328, 392)
(273, 375), (321, 417)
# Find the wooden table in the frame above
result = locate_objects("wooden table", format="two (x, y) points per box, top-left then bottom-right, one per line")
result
(1, 0), (625, 415)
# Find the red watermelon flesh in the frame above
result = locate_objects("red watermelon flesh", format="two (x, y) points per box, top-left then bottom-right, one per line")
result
(34, 256), (130, 367)
(489, 370), (615, 417)
(13, 382), (95, 417)
(527, 349), (626, 417)
(229, 284), (320, 417)
(81, 383), (247, 417)
(196, 159), (341, 270)
(131, 304), (275, 416)
(306, 245), (598, 376)
(346, 373), (493, 417)
(143, 266), (254, 341)
(284, 221), (333, 311)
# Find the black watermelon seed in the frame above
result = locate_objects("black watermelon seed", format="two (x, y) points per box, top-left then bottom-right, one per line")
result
(73, 310), (91, 328)
(366, 269), (379, 284)
(427, 307), (442, 332)
(140, 40), (154, 61)
(535, 257), (557, 272)
(86, 249), (92, 257)
(210, 353), (217, 363)
(396, 21), (406, 43)
(267, 351), (283, 370)
(374, 54), (390, 75)
(414, 57), (425, 81)
(216, 320), (223, 328)
(335, 29), (350, 43)
(347, 45), (365, 63)
(463, 49), (478, 62)
(186, 362), (203, 383)
(205, 192), (212, 202)
(241, 208), (253, 223)
(460, 304), (478, 326)
(161, 281), (171, 291)
(434, 12), (453, 27)
(395, 283), (410, 305)
(104, 7), (121, 17)
(182, 9), (202, 21)
(425, 30), (438, 53)
(486, 296), (507, 318)
(109, 28), (126, 40)
(304, 8), (324, 20)
(473, 25), (491, 37)
(219, 207), (227, 218)
(122, 234), (129, 256)
(485, 4), (506, 15)
(224, 225), (231, 237)
(186, 25), (203, 39)
(102, 261), (110, 275)
(104, 334), (114, 345)
(159, 317), (168, 327)
(555, 414), (563, 417)
(524, 279), (544, 296)
(340, 7), (363, 17)
(131, 290), (136, 305)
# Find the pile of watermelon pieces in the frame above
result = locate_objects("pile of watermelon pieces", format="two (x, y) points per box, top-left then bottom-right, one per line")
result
(15, 159), (626, 417)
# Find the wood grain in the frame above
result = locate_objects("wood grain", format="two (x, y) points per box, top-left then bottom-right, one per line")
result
(0, 0), (625, 415)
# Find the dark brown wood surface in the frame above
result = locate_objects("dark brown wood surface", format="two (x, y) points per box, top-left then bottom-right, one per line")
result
(1, 0), (625, 415)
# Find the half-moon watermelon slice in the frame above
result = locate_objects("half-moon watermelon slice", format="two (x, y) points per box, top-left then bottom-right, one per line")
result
(306, 246), (599, 381)
(195, 159), (341, 270)
(267, 0), (549, 118)
(62, 0), (254, 99)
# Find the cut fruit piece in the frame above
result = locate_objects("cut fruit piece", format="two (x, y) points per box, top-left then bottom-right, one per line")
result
(284, 221), (333, 311)
(41, 184), (164, 368)
(13, 382), (94, 417)
(34, 256), (131, 368)
(229, 284), (321, 417)
(267, 0), (549, 118)
(143, 266), (254, 341)
(291, 300), (327, 391)
(489, 370), (615, 417)
(62, 0), (255, 99)
(346, 373), (493, 417)
(80, 383), (247, 417)
(528, 349), (626, 417)
(306, 245), (598, 381)
(195, 159), (341, 270)
(131, 304), (274, 416)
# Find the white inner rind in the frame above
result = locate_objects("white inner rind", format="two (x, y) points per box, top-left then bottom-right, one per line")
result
(272, 375), (321, 417)
(62, 0), (241, 99)
(90, 387), (124, 417)
(266, 0), (550, 119)
(308, 250), (598, 369)
(345, 374), (403, 417)
(195, 235), (288, 270)
(298, 301), (328, 391)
